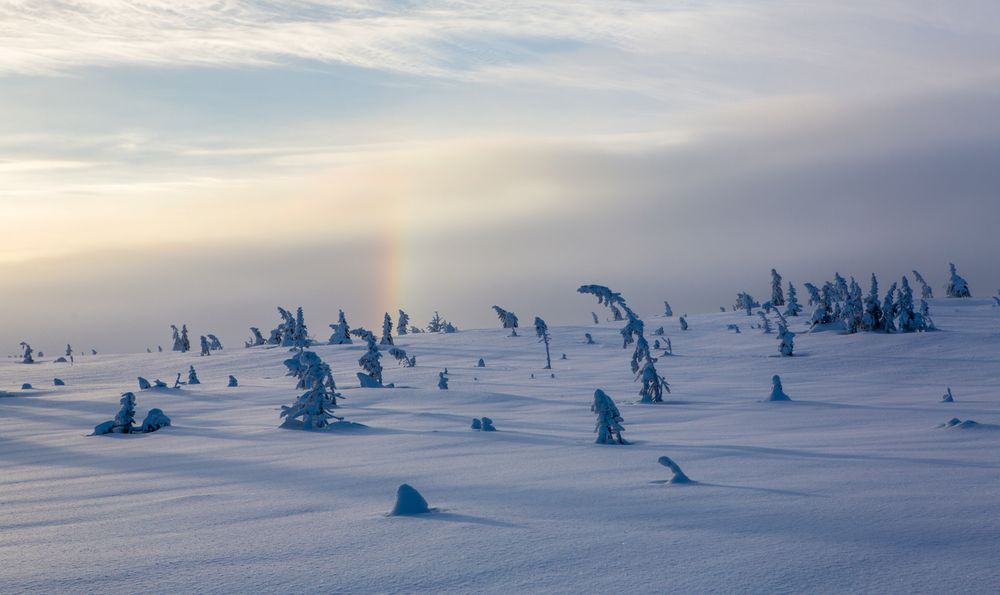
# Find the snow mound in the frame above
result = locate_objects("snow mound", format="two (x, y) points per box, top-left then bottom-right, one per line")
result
(388, 484), (433, 516)
(939, 418), (996, 430)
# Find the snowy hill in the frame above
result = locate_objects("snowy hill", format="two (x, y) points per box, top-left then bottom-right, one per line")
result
(3, 300), (999, 593)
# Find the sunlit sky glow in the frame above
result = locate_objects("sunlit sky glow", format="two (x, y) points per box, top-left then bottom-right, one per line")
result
(2, 1), (999, 351)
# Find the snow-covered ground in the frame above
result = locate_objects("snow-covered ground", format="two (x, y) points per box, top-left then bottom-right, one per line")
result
(3, 300), (999, 593)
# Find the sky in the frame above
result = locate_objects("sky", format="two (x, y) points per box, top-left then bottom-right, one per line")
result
(2, 1), (999, 353)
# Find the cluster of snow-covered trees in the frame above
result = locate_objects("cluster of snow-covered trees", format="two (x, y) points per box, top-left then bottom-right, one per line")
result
(799, 271), (935, 334)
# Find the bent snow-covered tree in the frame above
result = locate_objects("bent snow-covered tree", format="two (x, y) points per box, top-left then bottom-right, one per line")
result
(207, 334), (223, 350)
(770, 269), (785, 306)
(171, 325), (185, 352)
(534, 316), (552, 369)
(912, 270), (933, 299)
(734, 292), (759, 316)
(388, 347), (416, 367)
(328, 310), (353, 345)
(280, 350), (342, 430)
(492, 306), (520, 337)
(663, 301), (673, 317)
(397, 310), (410, 336)
(592, 389), (627, 444)
(247, 327), (265, 347)
(946, 262), (971, 298)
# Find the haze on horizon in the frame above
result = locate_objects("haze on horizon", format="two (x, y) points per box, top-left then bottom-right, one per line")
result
(2, 1), (999, 352)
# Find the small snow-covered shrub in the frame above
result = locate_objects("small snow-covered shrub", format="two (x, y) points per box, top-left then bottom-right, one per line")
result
(20, 342), (34, 364)
(351, 328), (384, 387)
(777, 324), (795, 357)
(679, 316), (689, 331)
(140, 408), (171, 433)
(658, 456), (692, 484)
(187, 366), (200, 385)
(138, 377), (152, 390)
(438, 371), (449, 390)
(945, 262), (971, 298)
(53, 378), (65, 386)
(328, 310), (353, 345)
(228, 375), (238, 387)
(592, 389), (626, 444)
(767, 375), (791, 401)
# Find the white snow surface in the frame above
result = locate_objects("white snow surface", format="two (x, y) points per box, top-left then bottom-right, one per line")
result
(2, 299), (1000, 593)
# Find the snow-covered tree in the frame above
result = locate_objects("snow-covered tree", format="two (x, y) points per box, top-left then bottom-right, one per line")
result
(757, 311), (773, 334)
(638, 359), (670, 403)
(920, 299), (935, 330)
(65, 344), (73, 357)
(592, 389), (626, 444)
(663, 301), (673, 317)
(912, 270), (933, 299)
(946, 262), (971, 298)
(380, 312), (394, 346)
(665, 338), (673, 355)
(328, 310), (353, 345)
(442, 320), (458, 333)
(777, 323), (795, 356)
(585, 333), (595, 344)
(228, 375), (238, 387)
(726, 324), (740, 333)
(679, 316), (689, 331)
(397, 310), (410, 335)
(247, 327), (265, 347)
(734, 292), (759, 316)
(492, 306), (520, 336)
(784, 283), (802, 316)
(842, 278), (864, 334)
(180, 325), (191, 352)
(351, 328), (384, 386)
(862, 274), (883, 331)
(199, 335), (210, 356)
(207, 334), (223, 350)
(534, 316), (552, 369)
(941, 387), (954, 403)
(187, 365), (200, 385)
(280, 350), (342, 429)
(171, 325), (185, 352)
(591, 312), (599, 324)
(897, 277), (921, 332)
(272, 307), (295, 346)
(138, 376), (152, 390)
(388, 346), (416, 367)
(291, 306), (309, 348)
(427, 311), (444, 333)
(767, 375), (791, 401)
(438, 371), (448, 390)
(770, 269), (785, 306)
(881, 282), (898, 333)
(20, 342), (34, 364)
(803, 283), (822, 306)
(112, 392), (137, 433)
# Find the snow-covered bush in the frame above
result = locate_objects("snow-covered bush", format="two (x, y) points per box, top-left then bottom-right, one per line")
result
(481, 417), (496, 431)
(946, 263), (971, 298)
(585, 333), (595, 344)
(658, 456), (692, 484)
(592, 389), (626, 444)
(138, 377), (152, 390)
(803, 283), (821, 306)
(492, 306), (520, 336)
(767, 375), (791, 401)
(727, 324), (741, 333)
(535, 316), (552, 369)
(663, 301), (673, 317)
(93, 392), (137, 434)
(941, 387), (954, 403)
(771, 269), (785, 306)
(328, 310), (353, 345)
(140, 409), (171, 432)
(208, 335), (223, 350)
(591, 312), (599, 324)
(777, 323), (795, 356)
(200, 335), (211, 356)
(679, 316), (689, 331)
(187, 365), (200, 385)
(53, 378), (65, 386)
(397, 310), (410, 335)
(228, 375), (238, 387)
(380, 312), (394, 346)
(471, 418), (482, 430)
(171, 325), (185, 352)
(438, 371), (449, 390)
(20, 342), (34, 364)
